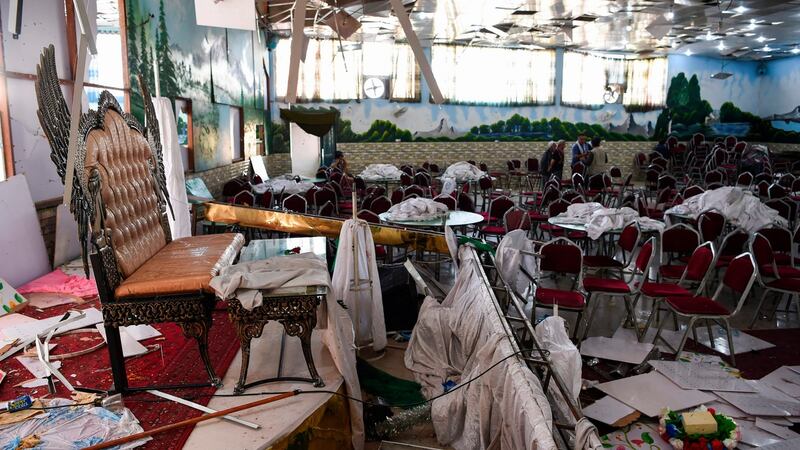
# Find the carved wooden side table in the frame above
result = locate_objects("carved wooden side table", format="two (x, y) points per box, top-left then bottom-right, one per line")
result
(226, 237), (329, 394)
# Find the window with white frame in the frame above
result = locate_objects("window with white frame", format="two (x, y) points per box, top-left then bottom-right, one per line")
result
(561, 52), (625, 108)
(431, 45), (555, 105)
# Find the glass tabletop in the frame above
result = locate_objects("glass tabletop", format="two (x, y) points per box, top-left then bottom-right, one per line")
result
(238, 237), (328, 297)
(378, 211), (484, 227)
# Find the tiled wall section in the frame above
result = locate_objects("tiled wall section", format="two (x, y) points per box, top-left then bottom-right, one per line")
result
(339, 141), (658, 177)
(340, 141), (800, 177)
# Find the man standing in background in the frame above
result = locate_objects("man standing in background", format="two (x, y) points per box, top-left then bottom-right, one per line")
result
(571, 133), (593, 169)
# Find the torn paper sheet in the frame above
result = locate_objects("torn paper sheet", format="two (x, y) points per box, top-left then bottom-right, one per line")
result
(736, 419), (785, 447)
(121, 325), (162, 341)
(16, 355), (62, 379)
(582, 395), (637, 426)
(96, 325), (148, 357)
(649, 360), (756, 392)
(761, 366), (800, 399)
(1, 307), (103, 342)
(715, 391), (800, 417)
(596, 371), (716, 417)
(580, 336), (654, 365)
(756, 417), (800, 440)
(693, 325), (775, 355)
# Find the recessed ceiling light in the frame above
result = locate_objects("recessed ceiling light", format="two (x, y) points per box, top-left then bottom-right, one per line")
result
(756, 35), (768, 43)
(665, 10), (674, 21)
(762, 45), (772, 52)
(626, 24), (632, 31)
(772, 22), (783, 25)
(733, 5), (748, 14)
(792, 47), (800, 55)
(685, 49), (693, 56)
(718, 41), (726, 51)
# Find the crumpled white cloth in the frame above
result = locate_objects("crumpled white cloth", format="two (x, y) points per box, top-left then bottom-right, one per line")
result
(441, 177), (457, 196)
(209, 252), (366, 450)
(443, 161), (486, 181)
(553, 203), (665, 240)
(496, 230), (539, 298)
(359, 164), (403, 181)
(331, 219), (386, 352)
(252, 179), (315, 195)
(387, 197), (448, 221)
(154, 97), (192, 239)
(665, 186), (788, 232)
(209, 253), (331, 312)
(405, 246), (556, 450)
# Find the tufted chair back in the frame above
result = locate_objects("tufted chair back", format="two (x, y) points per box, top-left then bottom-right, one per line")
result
(83, 109), (168, 277)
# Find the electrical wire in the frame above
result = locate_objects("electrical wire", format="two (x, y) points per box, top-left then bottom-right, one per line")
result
(1, 350), (526, 415)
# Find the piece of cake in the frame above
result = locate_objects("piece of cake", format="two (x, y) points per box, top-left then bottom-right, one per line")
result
(681, 411), (718, 435)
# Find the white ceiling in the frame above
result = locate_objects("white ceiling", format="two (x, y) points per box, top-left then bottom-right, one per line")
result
(261, 0), (800, 60)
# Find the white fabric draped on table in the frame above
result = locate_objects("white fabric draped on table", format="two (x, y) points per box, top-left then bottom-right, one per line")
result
(359, 163), (403, 181)
(209, 252), (366, 450)
(387, 198), (448, 221)
(495, 230), (539, 298)
(553, 203), (665, 240)
(252, 179), (315, 195)
(442, 161), (486, 181)
(405, 246), (557, 450)
(665, 186), (788, 232)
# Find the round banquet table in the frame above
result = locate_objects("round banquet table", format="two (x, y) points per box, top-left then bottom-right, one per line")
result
(361, 177), (400, 190)
(378, 211), (484, 228)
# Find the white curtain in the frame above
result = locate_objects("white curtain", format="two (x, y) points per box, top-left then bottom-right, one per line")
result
(153, 97), (191, 239)
(275, 38), (362, 101)
(431, 45), (555, 105)
(561, 52), (626, 108)
(623, 57), (668, 109)
(391, 43), (419, 101)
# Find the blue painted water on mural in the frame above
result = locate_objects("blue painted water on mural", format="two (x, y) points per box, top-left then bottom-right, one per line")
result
(772, 121), (800, 132)
(711, 122), (751, 136)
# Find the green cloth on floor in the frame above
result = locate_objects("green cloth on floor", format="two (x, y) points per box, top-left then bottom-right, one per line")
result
(356, 357), (425, 408)
(459, 236), (495, 255)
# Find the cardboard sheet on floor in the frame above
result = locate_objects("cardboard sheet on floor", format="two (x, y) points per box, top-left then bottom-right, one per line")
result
(715, 391), (800, 417)
(0, 307), (103, 342)
(25, 292), (82, 309)
(761, 366), (800, 399)
(596, 371), (716, 417)
(612, 326), (684, 354)
(580, 336), (654, 364)
(121, 325), (161, 341)
(737, 419), (786, 447)
(96, 325), (148, 357)
(0, 175), (50, 288)
(16, 355), (62, 379)
(53, 203), (82, 268)
(694, 325), (775, 355)
(756, 417), (800, 440)
(758, 438), (800, 449)
(582, 395), (637, 425)
(705, 399), (748, 418)
(649, 360), (756, 392)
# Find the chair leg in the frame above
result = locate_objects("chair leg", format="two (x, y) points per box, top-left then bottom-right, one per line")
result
(179, 320), (222, 387)
(579, 294), (596, 343)
(652, 307), (671, 349)
(675, 317), (697, 361)
(722, 318), (736, 367)
(104, 324), (129, 393)
(705, 319), (715, 349)
(749, 288), (770, 328)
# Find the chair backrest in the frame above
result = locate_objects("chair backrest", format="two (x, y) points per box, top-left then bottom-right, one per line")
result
(526, 158), (539, 172)
(282, 193), (307, 213)
(404, 185), (425, 198)
(697, 209), (726, 243)
(414, 172), (431, 187)
(765, 199), (793, 222)
(391, 188), (404, 204)
(430, 163), (440, 173)
(357, 209), (380, 224)
(506, 160), (515, 171)
(327, 180), (344, 198)
(778, 173), (795, 188)
(260, 190), (274, 209)
(683, 185), (705, 199)
(354, 176), (367, 191)
(609, 166), (622, 178)
(318, 200), (337, 217)
(512, 159), (522, 169)
(704, 170), (724, 185)
(36, 47), (172, 281)
(572, 161), (586, 176)
(736, 172), (753, 187)
(751, 232), (777, 278)
(618, 221), (641, 253)
(561, 189), (582, 203)
(719, 228), (749, 257)
(478, 175), (493, 191)
(479, 162), (488, 171)
(369, 196), (393, 215)
(329, 171), (343, 184)
(571, 172), (585, 190)
(716, 253), (757, 316)
(651, 157), (668, 170)
(400, 165), (414, 175)
(680, 241), (716, 289)
(400, 172), (413, 186)
(314, 187), (336, 210)
(433, 194), (456, 211)
(504, 207), (531, 232)
(488, 196), (515, 221)
(662, 223), (701, 261)
(232, 190), (255, 206)
(633, 238), (656, 278)
(587, 173), (605, 190)
(758, 226), (793, 254)
(769, 183), (788, 199)
(656, 187), (674, 206)
(457, 192), (475, 212)
(548, 198), (570, 217)
(658, 175), (677, 191)
(540, 186), (560, 210)
(539, 237), (583, 276)
(725, 135), (737, 149)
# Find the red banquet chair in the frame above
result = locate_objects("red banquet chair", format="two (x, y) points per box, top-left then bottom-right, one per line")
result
(582, 221), (641, 278)
(659, 223), (701, 279)
(369, 196), (393, 215)
(581, 237), (657, 341)
(530, 237), (587, 338)
(636, 241), (716, 341)
(653, 253), (757, 366)
(697, 209), (726, 245)
(752, 230), (800, 279)
(749, 233), (800, 327)
(282, 193), (307, 213)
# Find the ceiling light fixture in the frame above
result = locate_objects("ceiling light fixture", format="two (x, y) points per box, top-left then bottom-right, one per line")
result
(665, 7), (674, 21)
(733, 5), (748, 15)
(685, 49), (693, 56)
(762, 45), (772, 52)
(626, 24), (632, 31)
(756, 35), (767, 43)
(792, 47), (800, 55)
(717, 41), (726, 51)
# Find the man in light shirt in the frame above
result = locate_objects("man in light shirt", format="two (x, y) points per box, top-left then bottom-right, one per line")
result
(571, 133), (593, 168)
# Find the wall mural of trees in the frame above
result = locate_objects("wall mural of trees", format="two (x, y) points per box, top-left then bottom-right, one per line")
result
(125, 0), (267, 170)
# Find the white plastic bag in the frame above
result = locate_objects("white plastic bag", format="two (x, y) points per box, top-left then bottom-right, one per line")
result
(534, 316), (581, 403)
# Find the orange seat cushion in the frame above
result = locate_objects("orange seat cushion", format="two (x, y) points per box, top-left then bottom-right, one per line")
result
(115, 233), (245, 299)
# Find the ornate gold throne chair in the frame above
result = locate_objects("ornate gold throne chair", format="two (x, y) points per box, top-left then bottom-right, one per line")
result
(35, 45), (244, 393)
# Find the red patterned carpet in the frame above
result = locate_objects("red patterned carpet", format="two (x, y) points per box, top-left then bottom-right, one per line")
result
(0, 299), (240, 450)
